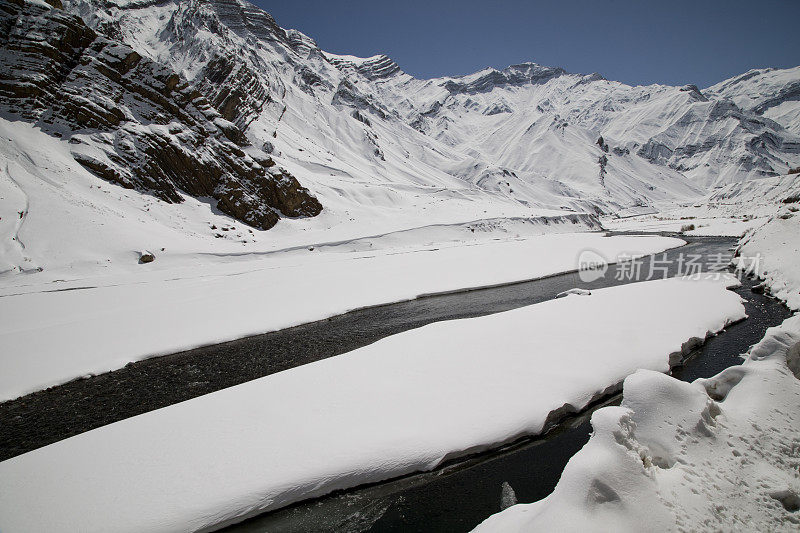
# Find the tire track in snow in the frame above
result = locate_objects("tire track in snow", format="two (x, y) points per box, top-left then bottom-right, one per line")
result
(0, 162), (32, 272)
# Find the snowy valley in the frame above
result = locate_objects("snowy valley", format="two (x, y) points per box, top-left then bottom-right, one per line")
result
(0, 0), (799, 531)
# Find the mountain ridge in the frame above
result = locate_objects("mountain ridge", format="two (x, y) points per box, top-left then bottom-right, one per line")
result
(3, 0), (800, 242)
(63, 0), (797, 196)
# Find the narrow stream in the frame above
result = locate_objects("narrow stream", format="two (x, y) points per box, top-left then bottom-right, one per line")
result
(225, 237), (792, 533)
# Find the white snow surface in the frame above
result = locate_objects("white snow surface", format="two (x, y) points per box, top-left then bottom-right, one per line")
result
(736, 211), (800, 310)
(475, 313), (800, 533)
(707, 66), (800, 134)
(0, 116), (553, 278)
(0, 228), (683, 401)
(0, 274), (745, 532)
(602, 172), (800, 237)
(0, 114), (691, 401)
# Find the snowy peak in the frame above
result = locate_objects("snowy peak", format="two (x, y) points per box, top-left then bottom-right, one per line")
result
(679, 84), (708, 102)
(324, 52), (402, 80)
(706, 66), (800, 134)
(5, 0), (800, 237)
(706, 66), (799, 101)
(442, 63), (567, 94)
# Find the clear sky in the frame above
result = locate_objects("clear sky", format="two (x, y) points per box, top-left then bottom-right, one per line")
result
(254, 0), (800, 88)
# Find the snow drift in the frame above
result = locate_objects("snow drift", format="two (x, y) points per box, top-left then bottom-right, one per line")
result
(475, 313), (800, 533)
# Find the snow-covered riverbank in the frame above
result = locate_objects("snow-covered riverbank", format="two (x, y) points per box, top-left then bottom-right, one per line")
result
(736, 212), (800, 311)
(475, 313), (800, 533)
(0, 274), (745, 532)
(0, 231), (682, 401)
(476, 214), (800, 533)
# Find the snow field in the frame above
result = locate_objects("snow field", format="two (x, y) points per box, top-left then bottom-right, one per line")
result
(735, 213), (800, 310)
(0, 274), (745, 532)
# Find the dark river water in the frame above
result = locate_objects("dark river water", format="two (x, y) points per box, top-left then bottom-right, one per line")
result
(224, 236), (792, 533)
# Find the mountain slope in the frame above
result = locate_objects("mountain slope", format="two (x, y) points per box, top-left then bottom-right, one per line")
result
(65, 0), (800, 206)
(707, 66), (800, 135)
(0, 0), (798, 278)
(0, 0), (321, 230)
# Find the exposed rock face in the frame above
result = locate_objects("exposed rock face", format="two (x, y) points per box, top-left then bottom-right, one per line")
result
(132, 0), (326, 129)
(138, 251), (155, 264)
(198, 54), (272, 128)
(331, 79), (391, 119)
(155, 1), (279, 130)
(325, 54), (401, 81)
(0, 0), (321, 230)
(443, 63), (567, 95)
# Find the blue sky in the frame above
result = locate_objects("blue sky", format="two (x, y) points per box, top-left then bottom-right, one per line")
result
(255, 0), (800, 88)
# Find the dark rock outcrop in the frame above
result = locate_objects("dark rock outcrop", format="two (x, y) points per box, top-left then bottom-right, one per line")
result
(444, 63), (565, 95)
(325, 53), (401, 81)
(0, 0), (321, 230)
(598, 154), (608, 187)
(331, 79), (391, 119)
(198, 53), (272, 129)
(139, 251), (155, 264)
(350, 55), (401, 81)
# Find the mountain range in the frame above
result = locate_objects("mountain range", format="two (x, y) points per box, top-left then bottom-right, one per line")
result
(2, 0), (799, 235)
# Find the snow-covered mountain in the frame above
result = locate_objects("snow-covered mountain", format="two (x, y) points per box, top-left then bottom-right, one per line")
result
(707, 66), (800, 136)
(0, 0), (798, 278)
(61, 0), (799, 211)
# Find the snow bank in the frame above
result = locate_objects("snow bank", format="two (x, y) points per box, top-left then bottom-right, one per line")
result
(602, 214), (766, 237)
(0, 232), (682, 401)
(0, 275), (745, 532)
(475, 313), (800, 533)
(736, 212), (800, 310)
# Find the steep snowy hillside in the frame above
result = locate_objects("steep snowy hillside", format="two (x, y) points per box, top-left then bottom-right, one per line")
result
(707, 66), (800, 135)
(1, 0), (798, 278)
(64, 0), (611, 219)
(0, 0), (322, 230)
(65, 0), (800, 205)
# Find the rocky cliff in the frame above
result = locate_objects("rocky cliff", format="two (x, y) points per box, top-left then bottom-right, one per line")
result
(0, 0), (321, 230)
